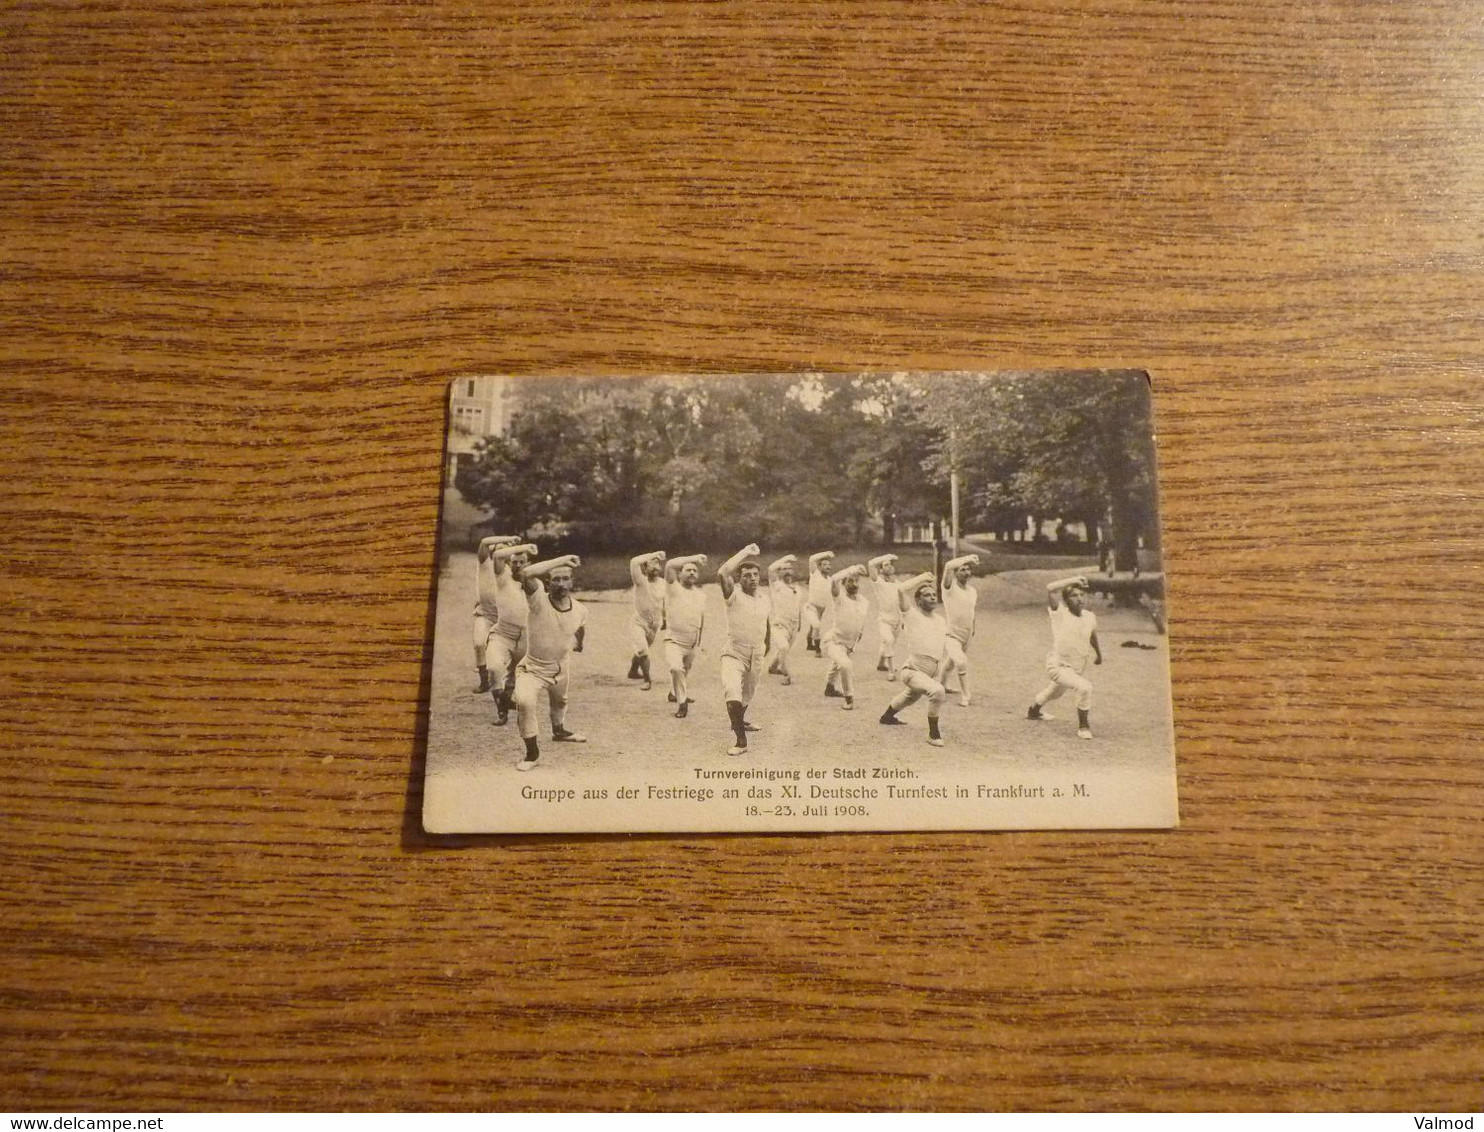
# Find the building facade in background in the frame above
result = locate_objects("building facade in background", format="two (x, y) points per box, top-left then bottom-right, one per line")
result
(446, 376), (512, 478)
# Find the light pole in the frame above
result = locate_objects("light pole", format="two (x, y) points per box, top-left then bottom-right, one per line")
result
(948, 425), (961, 558)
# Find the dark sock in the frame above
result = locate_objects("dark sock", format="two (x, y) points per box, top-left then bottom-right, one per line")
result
(879, 708), (903, 725)
(1078, 709), (1090, 729)
(726, 700), (746, 745)
(523, 737), (539, 760)
(928, 716), (941, 740)
(639, 656), (651, 682)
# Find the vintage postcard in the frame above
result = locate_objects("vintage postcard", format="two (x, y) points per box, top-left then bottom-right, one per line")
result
(423, 371), (1177, 834)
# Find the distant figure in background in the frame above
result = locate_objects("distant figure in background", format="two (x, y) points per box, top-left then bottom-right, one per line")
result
(1027, 576), (1103, 740)
(472, 534), (519, 692)
(765, 554), (802, 685)
(626, 550), (667, 691)
(512, 554), (587, 772)
(662, 553), (709, 718)
(868, 553), (901, 681)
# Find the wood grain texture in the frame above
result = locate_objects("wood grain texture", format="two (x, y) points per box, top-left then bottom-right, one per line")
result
(1, 0), (1480, 1112)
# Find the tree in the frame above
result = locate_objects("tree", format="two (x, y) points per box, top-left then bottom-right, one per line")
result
(915, 371), (1159, 571)
(453, 399), (595, 536)
(845, 375), (949, 546)
(452, 371), (1155, 563)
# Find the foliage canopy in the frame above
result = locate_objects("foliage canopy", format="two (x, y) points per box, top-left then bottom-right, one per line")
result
(454, 372), (1158, 565)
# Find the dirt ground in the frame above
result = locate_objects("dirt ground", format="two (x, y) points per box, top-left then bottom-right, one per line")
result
(423, 553), (1178, 833)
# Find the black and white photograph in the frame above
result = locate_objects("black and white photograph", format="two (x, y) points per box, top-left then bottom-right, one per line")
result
(423, 371), (1177, 833)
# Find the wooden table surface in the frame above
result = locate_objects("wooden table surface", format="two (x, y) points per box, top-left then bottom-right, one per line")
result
(3, 0), (1480, 1113)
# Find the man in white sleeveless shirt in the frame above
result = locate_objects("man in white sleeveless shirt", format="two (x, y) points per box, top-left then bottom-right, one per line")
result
(662, 553), (709, 718)
(802, 550), (835, 657)
(878, 572), (950, 747)
(512, 554), (588, 772)
(940, 553), (981, 707)
(1027, 576), (1103, 740)
(472, 534), (518, 692)
(716, 544), (767, 756)
(764, 554), (802, 685)
(626, 550), (666, 691)
(867, 553), (901, 681)
(487, 541), (536, 726)
(822, 564), (870, 711)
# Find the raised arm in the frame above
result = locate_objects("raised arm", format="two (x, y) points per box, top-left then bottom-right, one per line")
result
(717, 543), (761, 598)
(629, 551), (665, 586)
(1046, 575), (1089, 610)
(664, 553), (708, 582)
(490, 542), (539, 576)
(942, 554), (980, 591)
(477, 534), (520, 562)
(808, 551), (836, 574)
(521, 554), (582, 594)
(897, 571), (935, 614)
(768, 554), (797, 581)
(831, 563), (868, 597)
(867, 553), (897, 580)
